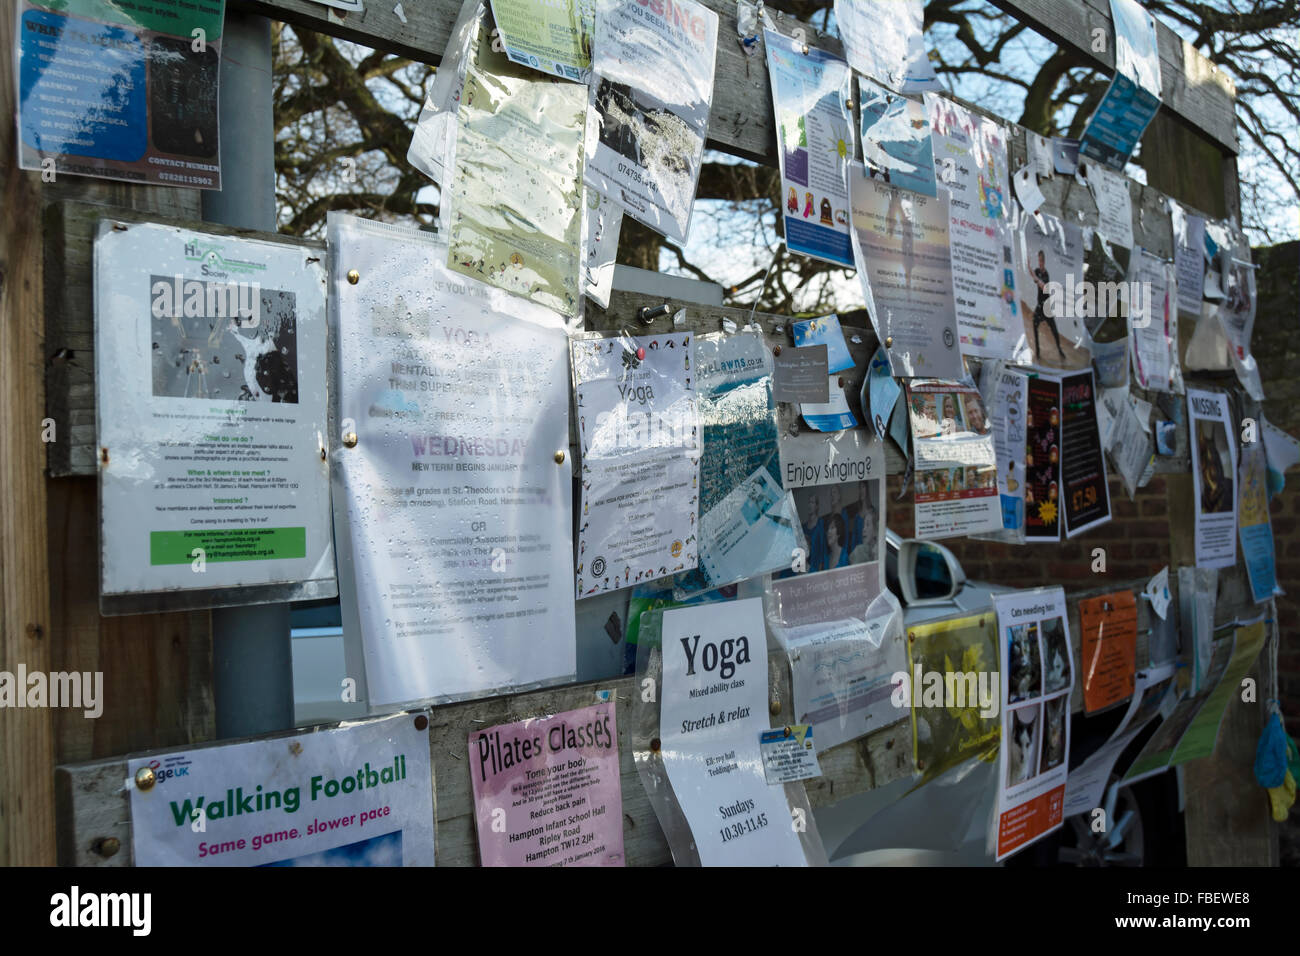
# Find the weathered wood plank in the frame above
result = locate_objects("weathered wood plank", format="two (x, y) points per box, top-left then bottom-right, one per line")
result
(232, 0), (1238, 160)
(0, 10), (56, 867)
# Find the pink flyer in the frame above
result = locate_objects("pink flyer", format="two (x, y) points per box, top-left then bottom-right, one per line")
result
(468, 702), (625, 866)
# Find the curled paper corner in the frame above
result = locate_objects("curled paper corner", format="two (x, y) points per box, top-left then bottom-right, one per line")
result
(672, 308), (686, 328)
(864, 590), (903, 649)
(393, 3), (406, 23)
(721, 316), (738, 334)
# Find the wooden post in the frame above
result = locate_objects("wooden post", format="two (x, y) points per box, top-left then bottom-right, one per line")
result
(0, 11), (57, 866)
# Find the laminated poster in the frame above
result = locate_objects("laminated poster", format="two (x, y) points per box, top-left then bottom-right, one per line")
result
(658, 598), (814, 866)
(902, 612), (1001, 785)
(448, 19), (586, 317)
(771, 615), (904, 753)
(573, 332), (701, 598)
(859, 76), (936, 198)
(329, 214), (575, 707)
(833, 0), (934, 93)
(469, 702), (625, 866)
(94, 221), (333, 605)
(128, 713), (435, 866)
(16, 0), (224, 188)
(1078, 590), (1137, 714)
(1060, 369), (1112, 536)
(765, 29), (854, 267)
(850, 172), (963, 380)
(1186, 388), (1238, 569)
(1237, 439), (1277, 604)
(1217, 233), (1261, 400)
(489, 0), (594, 81)
(1079, 0), (1162, 171)
(1024, 373), (1062, 540)
(925, 94), (1023, 362)
(1017, 211), (1090, 369)
(994, 588), (1074, 861)
(674, 331), (797, 600)
(905, 381), (1001, 540)
(584, 0), (718, 242)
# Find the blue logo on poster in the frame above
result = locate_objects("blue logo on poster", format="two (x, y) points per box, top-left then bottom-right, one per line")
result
(19, 9), (147, 162)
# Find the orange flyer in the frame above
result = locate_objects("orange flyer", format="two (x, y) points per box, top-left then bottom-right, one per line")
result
(1078, 591), (1137, 714)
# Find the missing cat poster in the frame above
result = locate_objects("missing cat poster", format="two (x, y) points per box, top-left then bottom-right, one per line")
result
(656, 598), (818, 865)
(329, 214), (575, 707)
(128, 712), (435, 867)
(1187, 388), (1238, 569)
(584, 0), (718, 242)
(993, 587), (1074, 861)
(764, 29), (854, 266)
(95, 221), (334, 610)
(16, 0), (224, 188)
(572, 332), (701, 598)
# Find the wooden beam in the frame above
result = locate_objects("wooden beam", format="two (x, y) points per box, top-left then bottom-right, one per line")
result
(0, 11), (56, 866)
(989, 0), (1237, 154)
(232, 0), (1238, 164)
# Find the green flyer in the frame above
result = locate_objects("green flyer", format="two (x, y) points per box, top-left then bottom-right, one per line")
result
(489, 0), (593, 81)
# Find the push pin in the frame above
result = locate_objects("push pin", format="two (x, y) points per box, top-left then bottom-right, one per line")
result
(134, 766), (156, 791)
(343, 431), (358, 448)
(638, 303), (671, 325)
(772, 345), (782, 356)
(636, 346), (646, 360)
(885, 336), (893, 348)
(554, 450), (566, 464)
(347, 269), (360, 285)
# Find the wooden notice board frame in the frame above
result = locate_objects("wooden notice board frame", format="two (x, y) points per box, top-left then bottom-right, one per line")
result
(0, 0), (1275, 867)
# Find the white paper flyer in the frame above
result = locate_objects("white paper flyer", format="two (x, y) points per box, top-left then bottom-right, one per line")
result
(659, 598), (812, 865)
(329, 214), (575, 707)
(573, 332), (701, 597)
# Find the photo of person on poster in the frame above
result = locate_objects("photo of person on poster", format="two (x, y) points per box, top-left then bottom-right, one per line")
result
(789, 480), (881, 574)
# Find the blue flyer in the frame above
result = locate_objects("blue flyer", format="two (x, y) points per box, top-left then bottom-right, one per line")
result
(1079, 0), (1162, 170)
(865, 347), (901, 439)
(859, 76), (936, 198)
(793, 314), (854, 373)
(17, 0), (225, 188)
